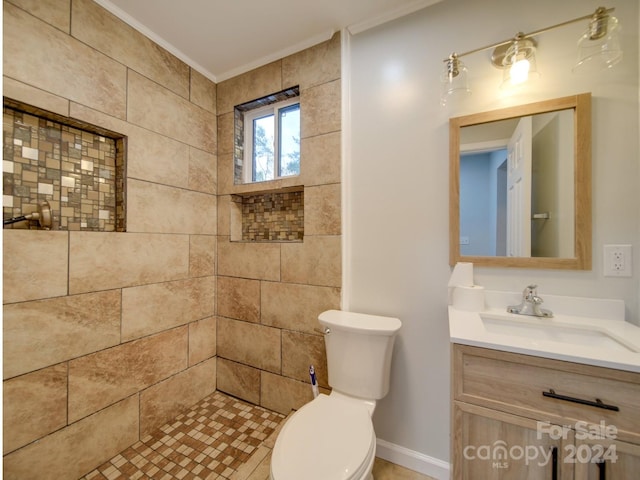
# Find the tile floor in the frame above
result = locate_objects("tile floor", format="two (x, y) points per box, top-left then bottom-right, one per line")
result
(80, 391), (435, 480)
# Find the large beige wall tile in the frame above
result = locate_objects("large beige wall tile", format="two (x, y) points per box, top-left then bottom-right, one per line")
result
(3, 77), (69, 117)
(217, 153), (235, 195)
(218, 239), (281, 281)
(68, 232), (189, 294)
(281, 236), (341, 287)
(217, 358), (260, 405)
(3, 230), (68, 303)
(260, 371), (313, 415)
(283, 32), (341, 90)
(190, 69), (217, 114)
(189, 147), (217, 194)
(217, 318), (281, 373)
(71, 0), (189, 99)
(217, 112), (234, 156)
(3, 395), (138, 480)
(4, 2), (126, 119)
(189, 316), (217, 365)
(3, 290), (121, 379)
(217, 276), (260, 323)
(122, 276), (215, 341)
(3, 364), (67, 454)
(127, 179), (217, 234)
(282, 331), (328, 387)
(127, 71), (216, 152)
(8, 0), (71, 32)
(300, 132), (341, 186)
(304, 184), (341, 235)
(261, 282), (340, 334)
(217, 195), (232, 236)
(301, 80), (341, 139)
(68, 327), (188, 422)
(140, 358), (216, 436)
(190, 235), (216, 277)
(217, 61), (282, 115)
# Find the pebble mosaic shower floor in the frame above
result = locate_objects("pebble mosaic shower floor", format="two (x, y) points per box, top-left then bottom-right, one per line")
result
(80, 392), (285, 480)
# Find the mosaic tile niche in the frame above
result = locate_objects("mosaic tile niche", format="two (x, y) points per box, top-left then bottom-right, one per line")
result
(231, 188), (304, 242)
(3, 103), (126, 231)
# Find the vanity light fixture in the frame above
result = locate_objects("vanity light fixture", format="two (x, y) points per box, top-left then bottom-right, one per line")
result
(441, 6), (621, 105)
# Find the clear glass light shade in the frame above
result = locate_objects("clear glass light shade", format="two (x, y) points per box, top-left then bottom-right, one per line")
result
(500, 38), (538, 89)
(573, 14), (622, 73)
(440, 56), (470, 106)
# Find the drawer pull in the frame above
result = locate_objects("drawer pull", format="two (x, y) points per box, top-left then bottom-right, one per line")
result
(542, 389), (620, 411)
(597, 460), (606, 480)
(551, 446), (558, 480)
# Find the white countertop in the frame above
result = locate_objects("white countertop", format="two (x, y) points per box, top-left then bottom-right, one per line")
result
(448, 290), (640, 373)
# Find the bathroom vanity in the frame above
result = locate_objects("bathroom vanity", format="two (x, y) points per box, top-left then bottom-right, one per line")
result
(449, 292), (640, 479)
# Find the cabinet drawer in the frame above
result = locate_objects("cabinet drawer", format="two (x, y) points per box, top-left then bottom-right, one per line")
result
(453, 344), (640, 444)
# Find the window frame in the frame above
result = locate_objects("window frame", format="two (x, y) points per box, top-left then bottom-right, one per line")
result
(243, 97), (300, 184)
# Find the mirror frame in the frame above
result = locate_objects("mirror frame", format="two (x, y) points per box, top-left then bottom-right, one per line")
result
(449, 93), (592, 269)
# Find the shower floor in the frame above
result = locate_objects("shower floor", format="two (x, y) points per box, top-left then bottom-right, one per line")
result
(80, 391), (285, 480)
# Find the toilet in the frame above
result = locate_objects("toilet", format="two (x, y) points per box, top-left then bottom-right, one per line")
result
(270, 309), (402, 480)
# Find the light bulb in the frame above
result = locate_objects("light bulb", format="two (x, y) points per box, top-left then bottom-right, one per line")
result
(509, 58), (530, 85)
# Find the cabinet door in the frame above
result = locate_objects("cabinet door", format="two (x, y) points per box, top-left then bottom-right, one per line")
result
(454, 402), (574, 480)
(574, 438), (640, 479)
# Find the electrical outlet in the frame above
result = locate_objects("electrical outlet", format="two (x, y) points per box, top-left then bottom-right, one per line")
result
(603, 244), (632, 277)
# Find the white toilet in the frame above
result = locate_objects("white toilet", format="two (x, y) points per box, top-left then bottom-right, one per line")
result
(270, 309), (402, 480)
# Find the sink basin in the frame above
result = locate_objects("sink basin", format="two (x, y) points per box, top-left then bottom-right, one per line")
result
(480, 313), (639, 353)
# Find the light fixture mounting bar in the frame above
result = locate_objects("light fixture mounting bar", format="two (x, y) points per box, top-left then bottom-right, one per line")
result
(442, 6), (615, 63)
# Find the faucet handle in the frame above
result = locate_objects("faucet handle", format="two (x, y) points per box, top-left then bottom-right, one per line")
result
(523, 284), (538, 297)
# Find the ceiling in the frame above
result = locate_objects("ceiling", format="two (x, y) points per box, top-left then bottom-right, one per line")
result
(96, 0), (441, 82)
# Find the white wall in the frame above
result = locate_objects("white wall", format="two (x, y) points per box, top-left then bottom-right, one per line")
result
(345, 0), (638, 474)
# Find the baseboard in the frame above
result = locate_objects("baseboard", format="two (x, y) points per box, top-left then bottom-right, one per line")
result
(375, 438), (450, 480)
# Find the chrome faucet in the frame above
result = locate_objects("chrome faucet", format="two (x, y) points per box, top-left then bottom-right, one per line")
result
(507, 285), (553, 318)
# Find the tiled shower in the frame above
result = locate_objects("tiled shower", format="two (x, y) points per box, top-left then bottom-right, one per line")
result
(2, 0), (342, 478)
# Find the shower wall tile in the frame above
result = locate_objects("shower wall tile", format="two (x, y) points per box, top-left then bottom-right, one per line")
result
(217, 276), (261, 323)
(71, 0), (190, 99)
(189, 147), (217, 194)
(3, 77), (69, 117)
(218, 238), (281, 281)
(217, 111), (234, 155)
(190, 69), (217, 114)
(121, 276), (215, 341)
(3, 364), (68, 454)
(3, 395), (139, 480)
(4, 2), (127, 119)
(127, 71), (216, 152)
(3, 230), (68, 303)
(139, 357), (216, 436)
(189, 316), (217, 365)
(299, 132), (341, 186)
(68, 232), (189, 294)
(217, 61), (282, 115)
(260, 282), (340, 335)
(190, 234), (217, 277)
(3, 290), (121, 379)
(68, 327), (188, 422)
(300, 80), (341, 139)
(9, 0), (71, 32)
(217, 358), (261, 405)
(282, 331), (328, 387)
(260, 371), (314, 415)
(282, 32), (341, 90)
(217, 317), (281, 374)
(281, 235), (341, 287)
(304, 183), (341, 235)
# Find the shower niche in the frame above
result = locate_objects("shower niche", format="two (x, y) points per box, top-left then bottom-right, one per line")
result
(3, 99), (126, 232)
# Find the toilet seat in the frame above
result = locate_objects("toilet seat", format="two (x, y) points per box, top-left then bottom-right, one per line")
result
(270, 394), (376, 480)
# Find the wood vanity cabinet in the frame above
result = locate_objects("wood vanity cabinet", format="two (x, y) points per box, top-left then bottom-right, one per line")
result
(452, 344), (640, 479)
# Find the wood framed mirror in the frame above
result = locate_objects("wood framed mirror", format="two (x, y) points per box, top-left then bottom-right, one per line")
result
(449, 93), (591, 269)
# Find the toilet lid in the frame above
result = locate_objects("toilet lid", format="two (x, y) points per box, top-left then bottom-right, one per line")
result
(271, 394), (374, 480)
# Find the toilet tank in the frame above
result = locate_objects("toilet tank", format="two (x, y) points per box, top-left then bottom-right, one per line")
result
(318, 310), (401, 400)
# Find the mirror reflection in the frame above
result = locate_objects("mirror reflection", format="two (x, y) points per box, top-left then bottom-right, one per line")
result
(459, 109), (574, 257)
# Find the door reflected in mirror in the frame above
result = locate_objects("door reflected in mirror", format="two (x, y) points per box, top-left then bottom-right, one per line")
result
(460, 109), (574, 258)
(449, 93), (591, 269)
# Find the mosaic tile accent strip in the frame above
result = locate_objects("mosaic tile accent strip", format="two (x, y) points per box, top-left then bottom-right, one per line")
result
(80, 391), (285, 480)
(235, 189), (304, 242)
(2, 104), (125, 231)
